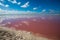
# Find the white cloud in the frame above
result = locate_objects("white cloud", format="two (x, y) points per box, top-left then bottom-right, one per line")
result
(0, 9), (39, 19)
(0, 2), (4, 6)
(0, 9), (37, 14)
(8, 0), (17, 4)
(8, 0), (11, 1)
(0, 2), (9, 7)
(0, 9), (58, 15)
(48, 9), (60, 15)
(17, 2), (21, 5)
(40, 9), (59, 15)
(12, 0), (17, 4)
(8, 0), (21, 5)
(0, 0), (4, 2)
(33, 7), (37, 10)
(21, 2), (29, 8)
(40, 9), (46, 13)
(5, 4), (9, 7)
(49, 9), (55, 13)
(42, 9), (46, 12)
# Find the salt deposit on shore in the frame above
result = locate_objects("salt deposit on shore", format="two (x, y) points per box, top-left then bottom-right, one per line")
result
(0, 27), (51, 40)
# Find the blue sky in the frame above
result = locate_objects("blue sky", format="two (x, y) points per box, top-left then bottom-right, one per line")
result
(0, 0), (60, 14)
